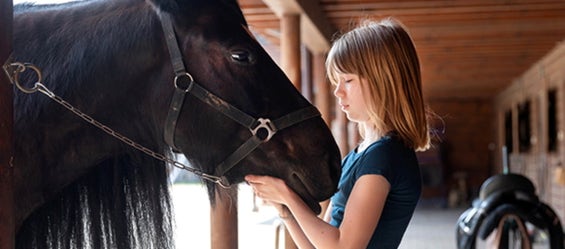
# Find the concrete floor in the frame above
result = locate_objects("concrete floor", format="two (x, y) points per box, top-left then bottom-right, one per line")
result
(399, 207), (465, 249)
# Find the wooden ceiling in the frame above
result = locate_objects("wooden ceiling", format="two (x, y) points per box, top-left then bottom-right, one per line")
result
(237, 0), (565, 100)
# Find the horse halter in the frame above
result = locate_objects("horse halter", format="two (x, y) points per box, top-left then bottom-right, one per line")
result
(158, 13), (321, 187)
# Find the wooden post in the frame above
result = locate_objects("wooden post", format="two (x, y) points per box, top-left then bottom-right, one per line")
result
(301, 46), (312, 101)
(210, 187), (238, 249)
(281, 13), (301, 90)
(280, 12), (301, 249)
(312, 53), (331, 126)
(332, 105), (349, 156)
(312, 52), (333, 219)
(0, 0), (15, 247)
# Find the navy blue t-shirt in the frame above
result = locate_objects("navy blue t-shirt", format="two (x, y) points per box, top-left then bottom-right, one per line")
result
(329, 134), (422, 249)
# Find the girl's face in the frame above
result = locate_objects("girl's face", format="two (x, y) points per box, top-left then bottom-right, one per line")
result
(333, 73), (369, 123)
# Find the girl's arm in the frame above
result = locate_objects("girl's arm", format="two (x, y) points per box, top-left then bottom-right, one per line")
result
(277, 200), (333, 249)
(275, 205), (316, 249)
(246, 174), (390, 249)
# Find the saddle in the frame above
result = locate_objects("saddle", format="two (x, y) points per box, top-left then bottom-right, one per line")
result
(456, 173), (564, 249)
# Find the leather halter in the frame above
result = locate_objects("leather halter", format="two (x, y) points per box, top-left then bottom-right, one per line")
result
(158, 12), (321, 187)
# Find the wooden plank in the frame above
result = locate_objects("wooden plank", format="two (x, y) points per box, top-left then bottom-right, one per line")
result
(0, 0), (14, 247)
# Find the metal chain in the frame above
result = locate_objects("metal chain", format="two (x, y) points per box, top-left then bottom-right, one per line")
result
(4, 62), (226, 185)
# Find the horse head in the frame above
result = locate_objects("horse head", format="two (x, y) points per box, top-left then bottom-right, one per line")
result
(12, 0), (340, 247)
(148, 0), (341, 213)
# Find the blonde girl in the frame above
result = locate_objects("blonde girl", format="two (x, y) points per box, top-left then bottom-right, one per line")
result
(246, 17), (430, 249)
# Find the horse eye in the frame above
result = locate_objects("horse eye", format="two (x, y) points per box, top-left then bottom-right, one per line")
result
(230, 49), (254, 64)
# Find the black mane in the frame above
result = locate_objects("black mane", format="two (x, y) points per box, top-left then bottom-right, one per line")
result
(14, 0), (160, 97)
(16, 155), (174, 249)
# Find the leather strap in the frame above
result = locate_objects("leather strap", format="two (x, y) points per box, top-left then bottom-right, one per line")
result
(160, 12), (192, 150)
(159, 13), (186, 75)
(214, 106), (320, 184)
(188, 83), (258, 129)
(164, 86), (188, 151)
(158, 12), (322, 187)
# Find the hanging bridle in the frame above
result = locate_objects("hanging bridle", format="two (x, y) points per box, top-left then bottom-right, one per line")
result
(158, 13), (321, 187)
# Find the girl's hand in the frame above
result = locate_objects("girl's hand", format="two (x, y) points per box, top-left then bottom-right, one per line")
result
(245, 175), (292, 206)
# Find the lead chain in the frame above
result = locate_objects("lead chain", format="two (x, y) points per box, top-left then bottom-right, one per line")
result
(4, 62), (224, 184)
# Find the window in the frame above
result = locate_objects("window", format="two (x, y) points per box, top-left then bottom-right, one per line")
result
(504, 110), (513, 153)
(547, 89), (558, 152)
(518, 100), (531, 153)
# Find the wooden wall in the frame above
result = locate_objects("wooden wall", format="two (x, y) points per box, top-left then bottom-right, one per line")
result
(425, 99), (495, 198)
(494, 40), (565, 222)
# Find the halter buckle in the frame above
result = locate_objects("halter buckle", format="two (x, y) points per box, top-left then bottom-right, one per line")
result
(251, 118), (277, 142)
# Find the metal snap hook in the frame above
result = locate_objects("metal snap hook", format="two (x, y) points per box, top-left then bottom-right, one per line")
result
(217, 176), (232, 188)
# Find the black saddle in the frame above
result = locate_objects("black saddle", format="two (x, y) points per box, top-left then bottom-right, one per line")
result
(456, 173), (564, 249)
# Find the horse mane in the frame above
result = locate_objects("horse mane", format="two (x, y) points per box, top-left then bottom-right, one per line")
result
(14, 0), (159, 93)
(16, 154), (174, 249)
(14, 0), (176, 248)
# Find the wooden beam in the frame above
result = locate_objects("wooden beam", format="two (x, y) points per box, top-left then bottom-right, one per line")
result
(261, 0), (336, 53)
(0, 0), (14, 247)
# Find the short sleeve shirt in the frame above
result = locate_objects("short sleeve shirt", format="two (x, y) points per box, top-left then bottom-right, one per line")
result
(329, 134), (422, 249)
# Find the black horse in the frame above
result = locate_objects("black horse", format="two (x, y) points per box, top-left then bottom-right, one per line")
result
(9, 0), (341, 248)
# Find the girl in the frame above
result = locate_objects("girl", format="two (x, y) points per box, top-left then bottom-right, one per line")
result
(246, 17), (431, 249)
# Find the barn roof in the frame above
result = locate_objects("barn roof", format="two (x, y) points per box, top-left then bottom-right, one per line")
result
(239, 0), (565, 100)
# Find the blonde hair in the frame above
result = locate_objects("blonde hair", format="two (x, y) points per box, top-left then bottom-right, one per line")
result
(326, 17), (430, 151)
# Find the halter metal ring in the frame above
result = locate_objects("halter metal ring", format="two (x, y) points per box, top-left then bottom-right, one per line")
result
(11, 63), (43, 94)
(174, 72), (195, 92)
(251, 118), (277, 142)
